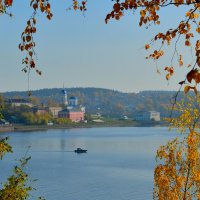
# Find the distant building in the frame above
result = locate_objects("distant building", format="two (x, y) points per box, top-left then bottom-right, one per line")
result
(120, 115), (128, 120)
(134, 111), (160, 121)
(48, 106), (62, 118)
(6, 98), (33, 107)
(92, 119), (104, 123)
(62, 87), (68, 106)
(68, 96), (78, 107)
(91, 113), (102, 119)
(58, 108), (84, 122)
(58, 88), (85, 122)
(32, 106), (47, 115)
(0, 119), (10, 125)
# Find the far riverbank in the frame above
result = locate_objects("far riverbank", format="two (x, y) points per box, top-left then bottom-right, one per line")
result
(0, 120), (168, 133)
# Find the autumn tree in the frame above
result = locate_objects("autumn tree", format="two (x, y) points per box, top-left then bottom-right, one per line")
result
(154, 131), (200, 200)
(22, 112), (52, 125)
(154, 96), (200, 200)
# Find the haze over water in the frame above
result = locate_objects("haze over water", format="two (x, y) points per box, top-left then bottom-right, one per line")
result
(0, 127), (178, 200)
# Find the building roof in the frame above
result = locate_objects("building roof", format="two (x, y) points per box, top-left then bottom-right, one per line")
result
(6, 98), (31, 104)
(59, 107), (83, 114)
(32, 106), (47, 110)
(69, 96), (77, 100)
(0, 119), (9, 124)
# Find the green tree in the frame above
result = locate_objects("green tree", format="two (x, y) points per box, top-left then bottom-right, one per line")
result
(0, 138), (42, 200)
(22, 112), (52, 125)
(2, 104), (32, 123)
(21, 112), (37, 125)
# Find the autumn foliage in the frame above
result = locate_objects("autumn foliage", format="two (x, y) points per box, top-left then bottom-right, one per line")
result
(154, 131), (200, 200)
(104, 0), (200, 94)
(154, 96), (200, 200)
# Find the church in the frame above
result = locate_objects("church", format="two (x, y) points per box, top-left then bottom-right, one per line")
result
(58, 88), (85, 122)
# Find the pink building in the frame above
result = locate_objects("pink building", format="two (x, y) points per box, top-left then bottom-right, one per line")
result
(58, 108), (84, 122)
(59, 92), (85, 122)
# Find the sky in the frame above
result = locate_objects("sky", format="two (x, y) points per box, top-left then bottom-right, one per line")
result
(0, 0), (193, 93)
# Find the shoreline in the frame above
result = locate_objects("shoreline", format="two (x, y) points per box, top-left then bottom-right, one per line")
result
(0, 125), (14, 133)
(0, 121), (168, 133)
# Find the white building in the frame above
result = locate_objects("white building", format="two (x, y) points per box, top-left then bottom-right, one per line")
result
(6, 98), (33, 107)
(48, 106), (62, 118)
(134, 111), (160, 121)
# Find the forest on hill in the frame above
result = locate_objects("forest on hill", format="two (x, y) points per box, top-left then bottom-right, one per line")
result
(2, 88), (185, 118)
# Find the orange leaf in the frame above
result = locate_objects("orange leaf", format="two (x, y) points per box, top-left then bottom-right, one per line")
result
(145, 44), (150, 50)
(196, 27), (200, 34)
(33, 3), (38, 10)
(4, 0), (13, 6)
(185, 40), (191, 46)
(187, 69), (198, 83)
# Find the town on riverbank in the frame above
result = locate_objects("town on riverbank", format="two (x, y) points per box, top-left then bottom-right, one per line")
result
(0, 88), (172, 133)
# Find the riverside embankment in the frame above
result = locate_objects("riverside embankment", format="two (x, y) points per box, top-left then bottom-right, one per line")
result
(0, 125), (14, 132)
(0, 120), (167, 133)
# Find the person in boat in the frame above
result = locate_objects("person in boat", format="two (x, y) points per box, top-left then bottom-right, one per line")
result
(74, 148), (87, 153)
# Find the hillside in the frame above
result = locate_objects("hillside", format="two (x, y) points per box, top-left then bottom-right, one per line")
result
(2, 88), (184, 118)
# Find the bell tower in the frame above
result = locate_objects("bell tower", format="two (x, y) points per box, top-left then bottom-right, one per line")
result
(61, 84), (68, 106)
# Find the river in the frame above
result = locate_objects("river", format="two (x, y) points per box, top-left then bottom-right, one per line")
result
(0, 127), (179, 200)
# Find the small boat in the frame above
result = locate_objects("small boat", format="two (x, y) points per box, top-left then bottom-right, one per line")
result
(74, 148), (87, 153)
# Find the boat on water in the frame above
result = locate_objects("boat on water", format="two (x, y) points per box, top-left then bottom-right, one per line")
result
(74, 148), (87, 153)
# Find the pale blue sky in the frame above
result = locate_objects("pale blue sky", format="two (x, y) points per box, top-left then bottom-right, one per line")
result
(0, 1), (192, 92)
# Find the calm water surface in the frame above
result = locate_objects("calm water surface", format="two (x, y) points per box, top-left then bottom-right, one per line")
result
(0, 127), (179, 200)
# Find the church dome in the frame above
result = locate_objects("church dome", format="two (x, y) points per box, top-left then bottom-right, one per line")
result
(69, 96), (77, 100)
(69, 96), (78, 106)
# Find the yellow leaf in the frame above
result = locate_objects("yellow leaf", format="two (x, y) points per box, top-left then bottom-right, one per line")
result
(184, 85), (190, 94)
(196, 27), (200, 34)
(194, 87), (198, 96)
(193, 13), (199, 19)
(140, 10), (146, 17)
(185, 11), (190, 17)
(166, 74), (170, 80)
